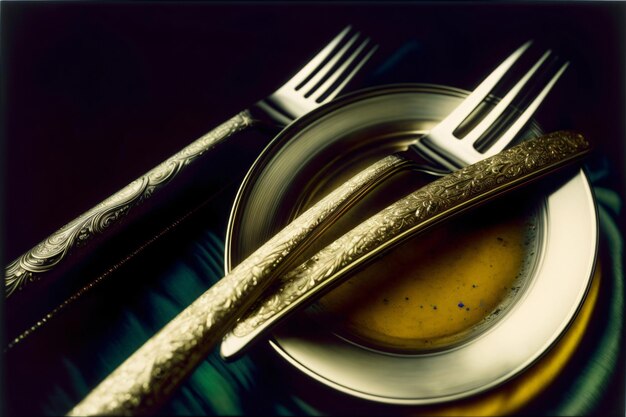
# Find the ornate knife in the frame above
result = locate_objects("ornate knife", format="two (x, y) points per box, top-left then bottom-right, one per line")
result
(67, 130), (590, 416)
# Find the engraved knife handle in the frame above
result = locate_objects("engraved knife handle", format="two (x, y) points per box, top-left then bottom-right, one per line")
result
(6, 111), (254, 304)
(220, 131), (591, 359)
(66, 151), (412, 415)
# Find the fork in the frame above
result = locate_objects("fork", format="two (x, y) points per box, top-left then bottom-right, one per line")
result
(5, 26), (377, 303)
(67, 40), (571, 416)
(219, 40), (570, 359)
(415, 40), (568, 170)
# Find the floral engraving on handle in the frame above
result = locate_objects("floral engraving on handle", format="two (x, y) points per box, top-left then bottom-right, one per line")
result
(229, 131), (590, 338)
(67, 132), (588, 416)
(5, 111), (255, 298)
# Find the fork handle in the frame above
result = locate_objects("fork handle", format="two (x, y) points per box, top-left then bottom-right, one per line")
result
(5, 110), (255, 329)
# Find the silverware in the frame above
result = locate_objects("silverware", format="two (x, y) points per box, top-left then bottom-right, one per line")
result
(5, 26), (377, 337)
(220, 40), (570, 358)
(67, 40), (567, 415)
(67, 130), (590, 416)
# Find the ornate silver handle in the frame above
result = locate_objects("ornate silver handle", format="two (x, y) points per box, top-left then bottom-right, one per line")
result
(68, 131), (588, 416)
(220, 130), (592, 358)
(6, 111), (255, 299)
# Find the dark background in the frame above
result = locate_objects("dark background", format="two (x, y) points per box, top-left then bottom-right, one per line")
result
(3, 1), (625, 260)
(1, 1), (624, 415)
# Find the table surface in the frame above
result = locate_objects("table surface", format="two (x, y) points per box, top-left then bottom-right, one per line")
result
(2, 1), (625, 415)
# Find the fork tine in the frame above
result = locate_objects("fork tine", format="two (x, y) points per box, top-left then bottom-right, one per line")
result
(310, 38), (378, 102)
(463, 49), (552, 144)
(282, 26), (353, 90)
(324, 42), (378, 102)
(484, 61), (570, 156)
(434, 41), (533, 134)
(299, 32), (360, 95)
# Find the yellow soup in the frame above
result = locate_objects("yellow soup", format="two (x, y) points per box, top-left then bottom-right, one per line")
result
(315, 197), (538, 352)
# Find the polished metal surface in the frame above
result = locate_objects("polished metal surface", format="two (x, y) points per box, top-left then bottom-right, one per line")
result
(225, 84), (598, 404)
(416, 42), (568, 170)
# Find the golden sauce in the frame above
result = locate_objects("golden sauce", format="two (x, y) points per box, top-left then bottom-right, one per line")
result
(316, 200), (536, 352)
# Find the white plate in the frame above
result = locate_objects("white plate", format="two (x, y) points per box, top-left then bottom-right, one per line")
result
(225, 84), (598, 404)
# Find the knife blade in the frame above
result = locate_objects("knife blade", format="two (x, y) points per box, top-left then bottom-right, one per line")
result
(67, 130), (589, 416)
(220, 130), (591, 359)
